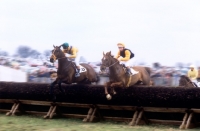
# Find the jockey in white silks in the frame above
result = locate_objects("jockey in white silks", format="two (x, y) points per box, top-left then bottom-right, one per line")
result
(115, 43), (138, 76)
(187, 64), (199, 86)
(61, 42), (81, 77)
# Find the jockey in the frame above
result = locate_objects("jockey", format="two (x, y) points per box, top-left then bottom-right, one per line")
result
(115, 43), (138, 76)
(187, 65), (198, 86)
(61, 42), (80, 77)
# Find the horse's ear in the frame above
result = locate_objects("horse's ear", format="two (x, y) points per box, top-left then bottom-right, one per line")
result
(53, 45), (55, 48)
(108, 51), (111, 55)
(58, 44), (63, 48)
(103, 51), (105, 56)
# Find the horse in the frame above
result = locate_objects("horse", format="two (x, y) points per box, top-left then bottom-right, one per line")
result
(100, 51), (151, 100)
(49, 45), (99, 95)
(179, 75), (198, 87)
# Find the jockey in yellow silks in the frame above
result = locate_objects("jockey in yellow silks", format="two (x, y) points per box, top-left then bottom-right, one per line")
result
(115, 43), (138, 76)
(61, 42), (80, 77)
(187, 65), (198, 85)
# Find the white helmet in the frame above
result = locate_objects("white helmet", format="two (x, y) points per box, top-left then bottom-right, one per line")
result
(190, 65), (195, 68)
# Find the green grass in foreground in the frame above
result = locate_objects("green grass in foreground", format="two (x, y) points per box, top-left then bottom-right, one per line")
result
(0, 114), (200, 131)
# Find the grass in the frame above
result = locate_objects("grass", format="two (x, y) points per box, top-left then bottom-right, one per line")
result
(0, 114), (200, 131)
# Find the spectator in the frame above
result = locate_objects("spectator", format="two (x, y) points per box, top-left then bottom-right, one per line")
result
(38, 62), (49, 83)
(187, 65), (198, 85)
(197, 67), (200, 82)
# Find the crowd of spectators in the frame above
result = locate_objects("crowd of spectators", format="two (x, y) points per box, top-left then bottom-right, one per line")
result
(1, 56), (200, 86)
(0, 57), (57, 83)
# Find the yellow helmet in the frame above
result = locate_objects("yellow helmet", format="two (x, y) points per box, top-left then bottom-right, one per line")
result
(117, 43), (125, 47)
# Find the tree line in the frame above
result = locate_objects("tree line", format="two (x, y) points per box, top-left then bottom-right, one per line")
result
(0, 45), (51, 59)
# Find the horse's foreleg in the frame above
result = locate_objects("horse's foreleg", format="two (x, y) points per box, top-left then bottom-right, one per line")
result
(50, 79), (58, 95)
(104, 81), (112, 100)
(58, 80), (65, 94)
(110, 82), (123, 95)
(104, 81), (112, 95)
(110, 82), (124, 88)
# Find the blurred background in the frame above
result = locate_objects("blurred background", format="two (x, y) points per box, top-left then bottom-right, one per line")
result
(1, 0), (200, 86)
(1, 50), (200, 87)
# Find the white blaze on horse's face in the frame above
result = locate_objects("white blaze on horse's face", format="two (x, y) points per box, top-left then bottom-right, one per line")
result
(50, 48), (57, 62)
(103, 57), (106, 60)
(101, 55), (108, 71)
(102, 55), (108, 64)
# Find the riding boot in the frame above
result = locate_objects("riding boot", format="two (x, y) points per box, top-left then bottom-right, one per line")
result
(126, 68), (132, 76)
(121, 64), (126, 68)
(75, 68), (80, 77)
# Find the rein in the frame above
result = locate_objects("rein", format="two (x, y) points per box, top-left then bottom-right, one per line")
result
(102, 58), (119, 68)
(107, 60), (118, 68)
(51, 48), (67, 60)
(57, 57), (67, 60)
(64, 61), (72, 69)
(51, 47), (72, 70)
(186, 80), (197, 87)
(183, 77), (197, 87)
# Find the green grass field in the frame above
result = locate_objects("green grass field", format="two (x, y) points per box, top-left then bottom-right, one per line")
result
(0, 114), (200, 131)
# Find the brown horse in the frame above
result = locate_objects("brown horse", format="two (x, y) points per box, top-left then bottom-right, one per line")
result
(179, 75), (197, 87)
(49, 45), (99, 95)
(100, 51), (151, 100)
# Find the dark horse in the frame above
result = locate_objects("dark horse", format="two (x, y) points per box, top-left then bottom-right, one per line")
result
(179, 75), (198, 87)
(100, 51), (151, 100)
(49, 45), (99, 95)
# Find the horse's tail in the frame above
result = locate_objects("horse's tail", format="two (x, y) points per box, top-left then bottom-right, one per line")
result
(95, 72), (100, 83)
(144, 67), (154, 86)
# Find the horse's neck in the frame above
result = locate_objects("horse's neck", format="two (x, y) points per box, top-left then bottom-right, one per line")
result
(57, 58), (72, 71)
(109, 63), (125, 76)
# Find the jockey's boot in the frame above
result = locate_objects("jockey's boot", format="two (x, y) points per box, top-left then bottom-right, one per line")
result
(121, 64), (126, 68)
(75, 68), (80, 77)
(126, 68), (132, 76)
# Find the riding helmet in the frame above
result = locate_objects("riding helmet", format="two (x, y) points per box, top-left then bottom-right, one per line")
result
(62, 42), (69, 48)
(117, 43), (125, 47)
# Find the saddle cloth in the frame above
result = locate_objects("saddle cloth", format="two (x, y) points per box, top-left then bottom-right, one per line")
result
(79, 65), (87, 73)
(197, 82), (200, 87)
(130, 68), (139, 75)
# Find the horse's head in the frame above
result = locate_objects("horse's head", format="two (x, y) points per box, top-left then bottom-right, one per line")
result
(100, 51), (118, 72)
(179, 75), (196, 87)
(50, 45), (65, 63)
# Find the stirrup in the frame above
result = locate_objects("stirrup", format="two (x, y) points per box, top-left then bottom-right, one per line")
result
(127, 72), (132, 76)
(75, 73), (80, 77)
(121, 64), (126, 68)
(126, 71), (132, 76)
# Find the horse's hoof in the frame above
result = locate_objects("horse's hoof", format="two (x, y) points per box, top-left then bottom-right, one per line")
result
(106, 94), (112, 100)
(43, 115), (49, 119)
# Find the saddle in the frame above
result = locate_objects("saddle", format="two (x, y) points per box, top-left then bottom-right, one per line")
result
(121, 64), (139, 76)
(71, 62), (87, 73)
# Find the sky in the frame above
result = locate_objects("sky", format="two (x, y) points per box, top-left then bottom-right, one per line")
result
(1, 0), (200, 66)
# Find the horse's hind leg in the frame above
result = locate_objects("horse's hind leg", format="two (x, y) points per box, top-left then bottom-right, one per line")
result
(112, 87), (117, 95)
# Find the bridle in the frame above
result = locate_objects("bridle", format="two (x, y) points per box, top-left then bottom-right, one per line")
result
(102, 55), (119, 68)
(51, 48), (66, 60)
(51, 47), (75, 71)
